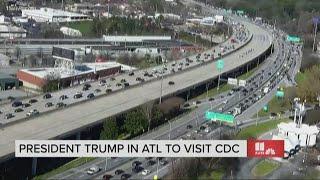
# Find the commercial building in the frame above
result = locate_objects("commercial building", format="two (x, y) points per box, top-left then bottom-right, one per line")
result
(0, 25), (27, 38)
(17, 62), (122, 90)
(0, 73), (19, 90)
(21, 8), (91, 23)
(102, 35), (172, 46)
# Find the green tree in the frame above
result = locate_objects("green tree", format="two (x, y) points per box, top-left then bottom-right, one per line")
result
(100, 117), (119, 140)
(124, 108), (148, 136)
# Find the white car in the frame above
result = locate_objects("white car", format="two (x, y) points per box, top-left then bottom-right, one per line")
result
(26, 109), (39, 117)
(87, 166), (100, 175)
(141, 169), (151, 176)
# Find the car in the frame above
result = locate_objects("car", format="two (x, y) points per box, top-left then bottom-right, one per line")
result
(21, 103), (31, 108)
(100, 80), (107, 86)
(43, 93), (52, 99)
(87, 93), (95, 99)
(115, 169), (124, 175)
(129, 72), (134, 76)
(208, 97), (215, 101)
(116, 83), (122, 87)
(123, 82), (130, 88)
(120, 79), (126, 83)
(136, 77), (142, 81)
(106, 89), (113, 93)
(168, 81), (175, 85)
(132, 161), (141, 167)
(29, 99), (38, 104)
(74, 92), (83, 99)
(87, 166), (100, 175)
(84, 83), (91, 88)
(82, 86), (89, 91)
(147, 160), (155, 166)
(159, 159), (167, 165)
(59, 95), (68, 100)
(45, 102), (53, 108)
(7, 96), (15, 101)
(185, 63), (189, 66)
(12, 101), (22, 107)
(186, 125), (193, 129)
(195, 100), (201, 104)
(4, 113), (14, 119)
(0, 110), (2, 114)
(103, 174), (113, 180)
(26, 109), (39, 117)
(14, 108), (24, 113)
(141, 169), (151, 176)
(56, 102), (66, 108)
(110, 77), (116, 81)
(143, 72), (149, 77)
(199, 126), (206, 131)
(132, 166), (143, 173)
(94, 89), (101, 93)
(120, 174), (131, 180)
(178, 67), (182, 71)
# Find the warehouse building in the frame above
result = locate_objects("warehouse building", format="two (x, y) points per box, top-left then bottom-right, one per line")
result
(21, 8), (91, 23)
(16, 62), (122, 90)
(0, 24), (27, 38)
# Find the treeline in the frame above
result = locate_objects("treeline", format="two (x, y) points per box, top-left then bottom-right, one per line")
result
(100, 98), (185, 140)
(296, 64), (320, 103)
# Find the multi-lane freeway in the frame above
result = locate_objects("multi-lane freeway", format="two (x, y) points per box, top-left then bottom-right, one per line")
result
(0, 2), (273, 168)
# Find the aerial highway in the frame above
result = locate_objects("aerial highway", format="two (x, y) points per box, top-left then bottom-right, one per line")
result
(0, 5), (272, 167)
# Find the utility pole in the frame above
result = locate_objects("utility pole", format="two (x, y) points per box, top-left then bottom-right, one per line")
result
(313, 19), (318, 52)
(159, 61), (164, 104)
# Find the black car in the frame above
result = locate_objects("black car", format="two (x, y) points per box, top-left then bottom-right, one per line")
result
(12, 101), (22, 107)
(0, 110), (2, 114)
(208, 97), (215, 101)
(29, 99), (38, 104)
(87, 93), (95, 99)
(103, 174), (113, 180)
(168, 81), (175, 85)
(56, 102), (66, 108)
(83, 86), (89, 91)
(22, 103), (31, 108)
(100, 79), (107, 84)
(120, 79), (126, 83)
(120, 174), (130, 180)
(143, 72), (149, 77)
(7, 96), (15, 101)
(74, 93), (83, 99)
(84, 83), (91, 88)
(132, 161), (141, 167)
(60, 95), (68, 100)
(132, 166), (143, 173)
(115, 169), (124, 175)
(147, 160), (155, 166)
(43, 93), (52, 99)
(199, 126), (206, 131)
(129, 72), (134, 76)
(14, 108), (24, 113)
(187, 125), (193, 129)
(106, 89), (113, 93)
(123, 82), (129, 88)
(116, 83), (122, 87)
(45, 102), (53, 108)
(110, 77), (116, 81)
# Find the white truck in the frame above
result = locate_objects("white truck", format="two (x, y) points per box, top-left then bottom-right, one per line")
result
(233, 107), (242, 116)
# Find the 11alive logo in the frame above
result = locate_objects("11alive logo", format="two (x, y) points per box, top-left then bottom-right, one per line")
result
(247, 139), (284, 158)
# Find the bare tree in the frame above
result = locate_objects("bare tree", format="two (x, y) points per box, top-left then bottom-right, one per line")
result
(141, 100), (154, 132)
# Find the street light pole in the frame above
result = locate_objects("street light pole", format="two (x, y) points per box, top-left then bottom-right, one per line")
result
(159, 61), (164, 104)
(105, 157), (108, 171)
(168, 121), (172, 140)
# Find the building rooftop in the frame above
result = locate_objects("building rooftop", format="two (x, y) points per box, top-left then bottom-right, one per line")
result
(0, 25), (26, 33)
(278, 122), (319, 135)
(18, 62), (134, 79)
(22, 8), (89, 18)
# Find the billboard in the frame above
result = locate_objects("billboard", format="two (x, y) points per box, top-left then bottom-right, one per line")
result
(52, 47), (75, 61)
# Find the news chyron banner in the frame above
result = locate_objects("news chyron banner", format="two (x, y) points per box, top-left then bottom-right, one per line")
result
(15, 140), (284, 158)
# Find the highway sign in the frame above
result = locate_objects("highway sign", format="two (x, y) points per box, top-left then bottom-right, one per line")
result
(238, 80), (246, 87)
(286, 35), (300, 43)
(216, 59), (224, 71)
(276, 91), (284, 98)
(227, 78), (238, 86)
(205, 111), (234, 123)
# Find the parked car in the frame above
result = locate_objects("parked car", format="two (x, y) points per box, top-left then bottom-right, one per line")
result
(43, 93), (52, 99)
(26, 109), (39, 117)
(168, 81), (175, 85)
